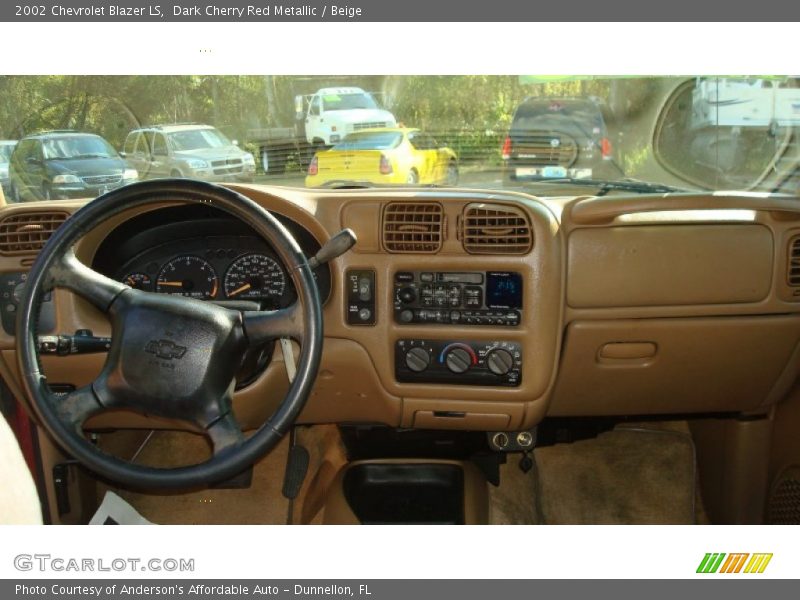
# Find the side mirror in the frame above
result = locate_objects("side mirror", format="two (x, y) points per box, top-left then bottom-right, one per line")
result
(654, 77), (796, 189)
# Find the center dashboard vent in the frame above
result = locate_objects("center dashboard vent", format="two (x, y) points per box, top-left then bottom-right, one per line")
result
(0, 211), (69, 255)
(788, 235), (800, 286)
(382, 202), (444, 253)
(459, 203), (533, 255)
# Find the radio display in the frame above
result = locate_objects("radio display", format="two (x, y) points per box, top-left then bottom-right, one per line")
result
(486, 272), (523, 309)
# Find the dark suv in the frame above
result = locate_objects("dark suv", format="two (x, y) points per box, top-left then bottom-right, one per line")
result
(8, 131), (137, 202)
(502, 97), (616, 183)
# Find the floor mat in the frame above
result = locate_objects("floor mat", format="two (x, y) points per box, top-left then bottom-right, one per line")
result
(534, 425), (698, 524)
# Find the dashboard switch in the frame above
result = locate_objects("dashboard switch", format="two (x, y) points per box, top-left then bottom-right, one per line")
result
(346, 269), (376, 326)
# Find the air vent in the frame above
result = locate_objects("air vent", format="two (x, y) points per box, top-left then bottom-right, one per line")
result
(0, 212), (69, 255)
(789, 235), (800, 287)
(382, 202), (444, 253)
(460, 203), (533, 255)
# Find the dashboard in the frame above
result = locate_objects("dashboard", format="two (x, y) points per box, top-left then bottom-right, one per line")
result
(0, 184), (799, 436)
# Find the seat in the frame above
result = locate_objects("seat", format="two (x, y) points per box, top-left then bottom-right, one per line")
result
(0, 415), (43, 524)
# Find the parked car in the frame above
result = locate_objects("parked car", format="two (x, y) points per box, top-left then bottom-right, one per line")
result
(8, 131), (137, 201)
(502, 97), (616, 183)
(122, 124), (256, 182)
(0, 140), (17, 196)
(306, 127), (458, 187)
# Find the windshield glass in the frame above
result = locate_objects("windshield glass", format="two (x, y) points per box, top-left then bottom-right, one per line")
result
(41, 136), (117, 160)
(0, 75), (796, 202)
(322, 93), (379, 111)
(335, 131), (403, 150)
(168, 128), (232, 151)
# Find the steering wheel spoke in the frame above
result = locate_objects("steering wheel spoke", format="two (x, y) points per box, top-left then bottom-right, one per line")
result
(47, 249), (128, 313)
(242, 302), (303, 346)
(53, 385), (105, 430)
(207, 412), (246, 455)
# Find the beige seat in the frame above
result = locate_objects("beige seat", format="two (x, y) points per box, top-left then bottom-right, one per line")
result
(0, 415), (43, 524)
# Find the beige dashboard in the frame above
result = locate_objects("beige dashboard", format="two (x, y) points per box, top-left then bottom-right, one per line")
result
(1, 185), (800, 433)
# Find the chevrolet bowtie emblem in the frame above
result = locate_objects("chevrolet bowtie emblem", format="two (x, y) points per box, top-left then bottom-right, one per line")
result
(145, 339), (187, 360)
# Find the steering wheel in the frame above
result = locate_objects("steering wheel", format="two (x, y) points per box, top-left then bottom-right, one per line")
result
(16, 180), (323, 489)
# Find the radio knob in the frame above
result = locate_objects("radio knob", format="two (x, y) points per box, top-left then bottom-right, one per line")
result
(399, 309), (414, 323)
(405, 347), (431, 373)
(398, 287), (417, 304)
(486, 348), (514, 376)
(445, 347), (473, 374)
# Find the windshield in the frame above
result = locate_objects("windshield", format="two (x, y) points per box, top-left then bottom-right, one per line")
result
(334, 131), (403, 150)
(168, 128), (232, 151)
(0, 144), (13, 162)
(0, 75), (796, 201)
(322, 93), (379, 111)
(41, 136), (117, 160)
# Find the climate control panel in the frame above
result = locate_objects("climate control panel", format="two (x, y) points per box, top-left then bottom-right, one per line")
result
(395, 339), (522, 387)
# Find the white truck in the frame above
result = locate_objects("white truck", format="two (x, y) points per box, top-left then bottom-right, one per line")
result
(691, 78), (800, 129)
(248, 86), (397, 174)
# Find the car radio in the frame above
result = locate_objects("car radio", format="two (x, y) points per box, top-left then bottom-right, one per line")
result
(393, 271), (522, 326)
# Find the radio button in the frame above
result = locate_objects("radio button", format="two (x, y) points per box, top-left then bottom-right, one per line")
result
(398, 287), (417, 304)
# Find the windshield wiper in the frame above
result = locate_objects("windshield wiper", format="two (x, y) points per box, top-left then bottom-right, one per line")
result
(515, 176), (689, 196)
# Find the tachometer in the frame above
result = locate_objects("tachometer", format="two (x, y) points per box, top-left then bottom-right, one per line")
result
(224, 254), (286, 300)
(156, 255), (219, 299)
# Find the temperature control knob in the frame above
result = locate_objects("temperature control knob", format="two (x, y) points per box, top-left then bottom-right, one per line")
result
(405, 347), (431, 373)
(486, 348), (514, 376)
(445, 347), (473, 374)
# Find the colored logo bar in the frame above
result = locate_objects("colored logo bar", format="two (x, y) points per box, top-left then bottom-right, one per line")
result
(697, 553), (773, 574)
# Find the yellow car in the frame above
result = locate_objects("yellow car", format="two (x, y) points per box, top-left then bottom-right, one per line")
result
(306, 127), (458, 187)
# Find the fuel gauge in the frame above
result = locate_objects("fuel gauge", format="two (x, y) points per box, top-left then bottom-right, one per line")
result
(122, 272), (152, 291)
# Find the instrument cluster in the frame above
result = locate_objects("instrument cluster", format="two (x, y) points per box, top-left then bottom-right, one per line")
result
(115, 236), (297, 309)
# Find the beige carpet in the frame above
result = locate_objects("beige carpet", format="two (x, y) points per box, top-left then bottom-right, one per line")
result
(94, 424), (348, 525)
(534, 424), (699, 524)
(93, 422), (703, 525)
(96, 429), (290, 524)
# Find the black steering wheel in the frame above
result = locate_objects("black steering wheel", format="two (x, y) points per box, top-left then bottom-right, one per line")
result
(16, 180), (323, 489)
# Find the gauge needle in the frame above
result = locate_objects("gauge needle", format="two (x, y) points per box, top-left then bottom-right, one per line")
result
(158, 281), (184, 287)
(227, 283), (251, 298)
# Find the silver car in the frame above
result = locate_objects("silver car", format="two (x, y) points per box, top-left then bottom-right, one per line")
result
(122, 124), (255, 182)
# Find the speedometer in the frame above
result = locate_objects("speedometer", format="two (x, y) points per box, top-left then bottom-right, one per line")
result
(224, 254), (286, 300)
(156, 255), (219, 299)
